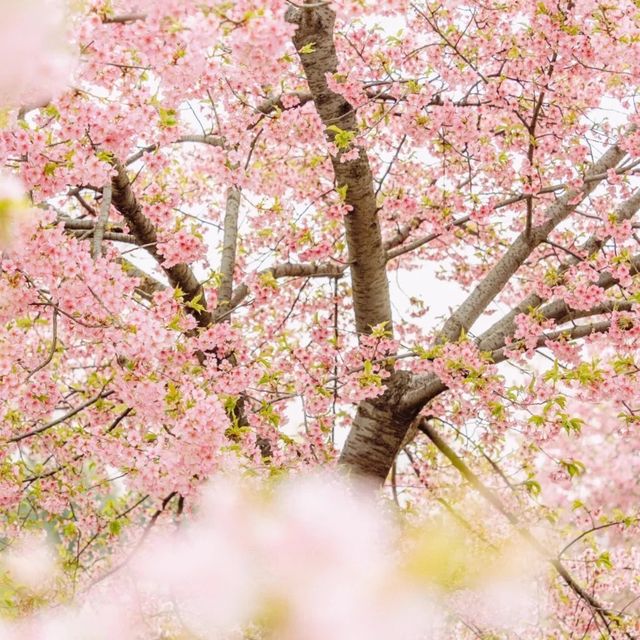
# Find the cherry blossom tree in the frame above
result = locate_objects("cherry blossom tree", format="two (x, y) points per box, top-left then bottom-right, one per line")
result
(2, 0), (640, 637)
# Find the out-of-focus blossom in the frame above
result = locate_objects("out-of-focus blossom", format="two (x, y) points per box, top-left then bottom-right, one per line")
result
(0, 471), (545, 639)
(2, 533), (59, 594)
(0, 0), (74, 108)
(132, 471), (430, 640)
(0, 173), (29, 248)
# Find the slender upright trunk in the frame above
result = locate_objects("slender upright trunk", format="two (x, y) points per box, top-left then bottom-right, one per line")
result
(287, 3), (416, 482)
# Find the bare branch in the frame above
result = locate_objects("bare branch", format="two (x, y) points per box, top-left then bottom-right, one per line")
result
(125, 134), (226, 166)
(102, 13), (146, 24)
(558, 520), (635, 558)
(375, 134), (407, 197)
(385, 215), (472, 261)
(222, 261), (345, 319)
(70, 190), (98, 216)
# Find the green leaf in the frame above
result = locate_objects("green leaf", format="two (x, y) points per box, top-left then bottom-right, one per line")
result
(173, 286), (185, 301)
(560, 414), (584, 435)
(406, 79), (420, 93)
(165, 381), (181, 407)
(43, 104), (60, 119)
(488, 401), (505, 420)
(370, 321), (391, 338)
(96, 150), (114, 163)
(560, 459), (586, 478)
(167, 314), (183, 331)
(528, 414), (545, 427)
(326, 124), (356, 150)
(185, 292), (206, 313)
(298, 42), (316, 54)
(109, 520), (123, 536)
(259, 271), (278, 289)
(158, 107), (178, 128)
(43, 161), (58, 177)
(523, 479), (541, 497)
(360, 360), (382, 387)
(336, 184), (349, 202)
(596, 551), (613, 569)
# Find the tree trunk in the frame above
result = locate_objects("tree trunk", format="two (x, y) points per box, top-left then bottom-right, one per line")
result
(287, 4), (392, 337)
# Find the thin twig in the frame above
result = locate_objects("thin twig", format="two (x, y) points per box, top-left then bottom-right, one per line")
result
(27, 308), (58, 380)
(10, 389), (114, 443)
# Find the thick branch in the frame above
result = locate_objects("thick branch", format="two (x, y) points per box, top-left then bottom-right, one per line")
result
(110, 160), (213, 327)
(216, 187), (241, 313)
(68, 229), (140, 245)
(119, 259), (167, 300)
(478, 189), (640, 354)
(401, 250), (640, 413)
(102, 13), (146, 24)
(287, 4), (392, 337)
(125, 134), (226, 166)
(222, 261), (345, 319)
(490, 320), (612, 363)
(439, 137), (632, 343)
(91, 184), (112, 260)
(552, 300), (634, 324)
